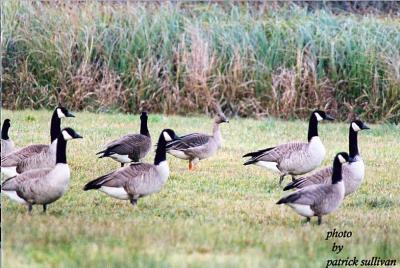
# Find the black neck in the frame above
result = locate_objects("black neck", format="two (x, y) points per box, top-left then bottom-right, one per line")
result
(349, 127), (359, 158)
(50, 110), (61, 142)
(332, 158), (343, 184)
(2, 124), (10, 140)
(140, 118), (150, 137)
(154, 134), (166, 165)
(56, 137), (68, 164)
(307, 115), (319, 141)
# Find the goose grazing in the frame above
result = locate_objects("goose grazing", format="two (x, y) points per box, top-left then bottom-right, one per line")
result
(1, 128), (83, 213)
(165, 112), (229, 170)
(84, 129), (179, 207)
(276, 152), (353, 225)
(97, 112), (152, 167)
(284, 120), (370, 195)
(243, 110), (334, 184)
(1, 119), (16, 157)
(1, 106), (75, 178)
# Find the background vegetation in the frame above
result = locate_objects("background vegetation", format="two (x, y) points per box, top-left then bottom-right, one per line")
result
(2, 110), (400, 267)
(2, 1), (400, 122)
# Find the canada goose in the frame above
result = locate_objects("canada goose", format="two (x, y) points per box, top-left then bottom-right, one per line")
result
(1, 107), (74, 178)
(243, 110), (334, 184)
(284, 120), (370, 195)
(166, 112), (229, 170)
(1, 128), (83, 213)
(84, 129), (179, 207)
(276, 152), (353, 225)
(97, 112), (152, 167)
(1, 119), (15, 157)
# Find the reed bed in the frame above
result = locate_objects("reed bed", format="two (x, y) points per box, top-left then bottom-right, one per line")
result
(2, 1), (400, 122)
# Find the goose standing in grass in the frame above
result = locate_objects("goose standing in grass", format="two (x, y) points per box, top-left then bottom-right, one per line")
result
(276, 152), (352, 225)
(1, 128), (83, 213)
(1, 119), (16, 157)
(166, 112), (229, 170)
(97, 112), (152, 167)
(243, 110), (334, 185)
(84, 129), (179, 207)
(284, 120), (370, 195)
(1, 107), (75, 178)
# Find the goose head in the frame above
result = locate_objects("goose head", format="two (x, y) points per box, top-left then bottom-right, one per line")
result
(2, 119), (11, 140)
(56, 106), (75, 119)
(312, 110), (334, 122)
(335, 152), (356, 165)
(140, 111), (148, 121)
(351, 120), (370, 132)
(61, 127), (83, 141)
(3, 119), (11, 128)
(161, 129), (180, 143)
(214, 112), (229, 124)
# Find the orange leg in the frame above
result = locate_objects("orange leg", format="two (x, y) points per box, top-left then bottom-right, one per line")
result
(189, 161), (194, 171)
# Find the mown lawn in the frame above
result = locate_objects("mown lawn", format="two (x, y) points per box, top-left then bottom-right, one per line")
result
(2, 110), (399, 268)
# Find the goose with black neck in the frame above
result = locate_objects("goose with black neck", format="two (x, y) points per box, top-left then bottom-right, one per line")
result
(284, 120), (370, 195)
(1, 128), (82, 213)
(1, 106), (75, 178)
(85, 129), (179, 207)
(243, 110), (334, 185)
(1, 119), (16, 157)
(97, 111), (152, 167)
(277, 152), (353, 225)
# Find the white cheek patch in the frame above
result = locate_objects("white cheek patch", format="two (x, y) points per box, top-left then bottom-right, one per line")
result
(315, 112), (323, 121)
(352, 122), (361, 132)
(62, 130), (73, 140)
(57, 108), (66, 118)
(338, 154), (346, 164)
(163, 132), (172, 142)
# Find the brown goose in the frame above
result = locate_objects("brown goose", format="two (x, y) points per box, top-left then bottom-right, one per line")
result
(277, 152), (352, 225)
(84, 129), (179, 207)
(166, 112), (229, 170)
(1, 119), (15, 157)
(283, 120), (370, 195)
(97, 112), (152, 167)
(1, 128), (83, 213)
(243, 110), (334, 184)
(1, 107), (75, 178)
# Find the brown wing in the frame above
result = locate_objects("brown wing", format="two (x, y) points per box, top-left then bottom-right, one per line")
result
(1, 168), (52, 191)
(1, 144), (49, 167)
(103, 134), (151, 158)
(85, 163), (156, 194)
(255, 142), (308, 162)
(279, 184), (332, 206)
(166, 133), (211, 151)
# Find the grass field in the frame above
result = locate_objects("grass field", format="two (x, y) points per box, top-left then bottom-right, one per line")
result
(1, 109), (400, 268)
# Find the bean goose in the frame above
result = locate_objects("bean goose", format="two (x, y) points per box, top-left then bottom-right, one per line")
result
(166, 113), (229, 170)
(276, 152), (353, 225)
(1, 128), (83, 213)
(1, 119), (16, 157)
(97, 112), (152, 167)
(1, 106), (75, 178)
(284, 120), (370, 195)
(84, 129), (179, 207)
(243, 110), (334, 184)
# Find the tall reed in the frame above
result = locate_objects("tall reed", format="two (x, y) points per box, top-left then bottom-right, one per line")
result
(2, 1), (399, 122)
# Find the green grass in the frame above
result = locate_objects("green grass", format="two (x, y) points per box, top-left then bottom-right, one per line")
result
(2, 110), (400, 268)
(2, 1), (400, 122)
